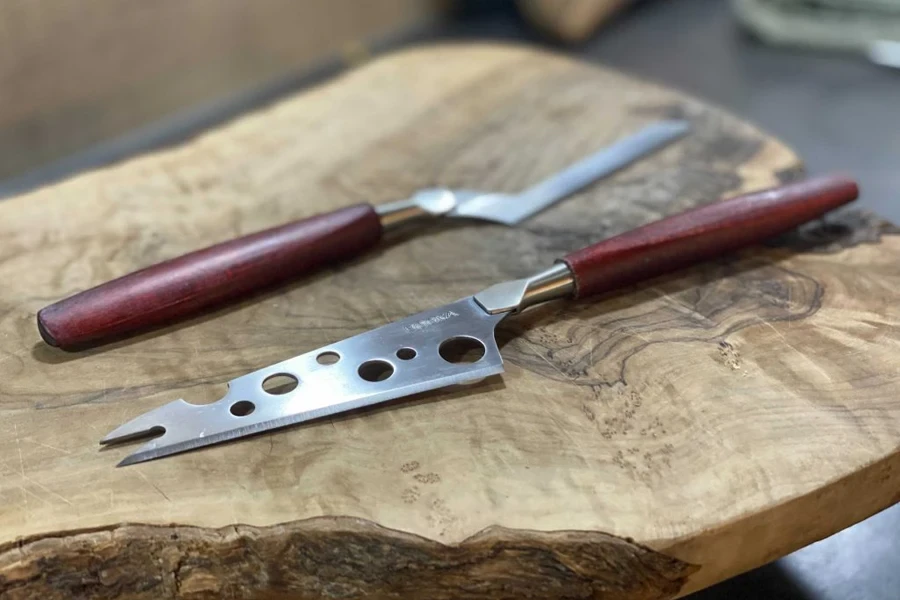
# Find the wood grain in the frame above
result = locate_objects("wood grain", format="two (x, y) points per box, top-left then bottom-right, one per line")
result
(0, 520), (692, 599)
(0, 44), (898, 599)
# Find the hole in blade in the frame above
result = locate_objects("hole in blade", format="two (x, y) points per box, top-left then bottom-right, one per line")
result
(316, 351), (340, 365)
(358, 360), (394, 382)
(262, 373), (298, 395)
(439, 336), (486, 364)
(230, 401), (255, 416)
(396, 347), (416, 360)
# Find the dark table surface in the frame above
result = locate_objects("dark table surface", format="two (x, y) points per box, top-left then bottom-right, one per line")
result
(2, 1), (897, 597)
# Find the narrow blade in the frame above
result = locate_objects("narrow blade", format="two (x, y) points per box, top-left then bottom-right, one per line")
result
(450, 119), (689, 225)
(102, 298), (507, 466)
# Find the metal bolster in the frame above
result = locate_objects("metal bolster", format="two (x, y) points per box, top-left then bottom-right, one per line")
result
(375, 189), (458, 232)
(473, 262), (575, 315)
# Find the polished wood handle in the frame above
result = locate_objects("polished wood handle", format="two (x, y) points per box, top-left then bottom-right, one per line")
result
(562, 174), (859, 299)
(38, 203), (383, 350)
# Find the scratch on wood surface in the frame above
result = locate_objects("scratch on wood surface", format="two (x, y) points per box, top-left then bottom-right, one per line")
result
(648, 285), (707, 317)
(21, 473), (72, 506)
(12, 424), (27, 512)
(0, 457), (15, 477)
(20, 485), (44, 508)
(14, 424), (24, 476)
(24, 438), (72, 455)
(12, 430), (74, 504)
(135, 470), (171, 502)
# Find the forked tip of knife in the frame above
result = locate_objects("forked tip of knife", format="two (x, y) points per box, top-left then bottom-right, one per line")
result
(100, 398), (197, 446)
(100, 417), (165, 446)
(115, 452), (152, 468)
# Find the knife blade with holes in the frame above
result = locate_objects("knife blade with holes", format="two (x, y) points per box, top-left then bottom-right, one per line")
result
(101, 174), (859, 466)
(37, 120), (689, 351)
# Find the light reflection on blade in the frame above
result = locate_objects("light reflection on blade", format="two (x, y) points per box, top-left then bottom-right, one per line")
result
(103, 297), (508, 466)
(449, 120), (689, 225)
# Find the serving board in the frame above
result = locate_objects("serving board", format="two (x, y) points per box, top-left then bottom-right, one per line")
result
(0, 44), (898, 599)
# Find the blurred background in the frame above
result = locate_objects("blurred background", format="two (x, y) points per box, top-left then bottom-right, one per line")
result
(1, 1), (897, 597)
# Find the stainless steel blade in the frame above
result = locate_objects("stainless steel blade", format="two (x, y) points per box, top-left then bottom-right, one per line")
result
(102, 297), (507, 466)
(448, 119), (689, 225)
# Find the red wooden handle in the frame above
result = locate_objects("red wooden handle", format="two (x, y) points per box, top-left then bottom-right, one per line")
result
(562, 174), (859, 299)
(38, 204), (383, 350)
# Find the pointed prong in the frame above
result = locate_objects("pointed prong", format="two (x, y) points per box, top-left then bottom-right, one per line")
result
(112, 422), (274, 467)
(100, 417), (163, 446)
(113, 437), (186, 467)
(115, 440), (182, 467)
(116, 452), (150, 468)
(100, 399), (190, 445)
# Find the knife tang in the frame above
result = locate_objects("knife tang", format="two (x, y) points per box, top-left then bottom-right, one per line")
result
(561, 174), (859, 299)
(37, 203), (383, 350)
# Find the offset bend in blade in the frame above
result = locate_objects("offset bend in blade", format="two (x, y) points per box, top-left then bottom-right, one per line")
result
(449, 119), (690, 225)
(102, 298), (506, 466)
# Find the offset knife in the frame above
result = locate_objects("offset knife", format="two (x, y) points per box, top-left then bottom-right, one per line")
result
(101, 174), (858, 466)
(36, 120), (689, 351)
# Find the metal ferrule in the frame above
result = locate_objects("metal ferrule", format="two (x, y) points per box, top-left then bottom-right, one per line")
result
(376, 189), (459, 232)
(473, 262), (575, 315)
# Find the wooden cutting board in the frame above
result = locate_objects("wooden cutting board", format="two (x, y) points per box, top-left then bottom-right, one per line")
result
(0, 44), (898, 600)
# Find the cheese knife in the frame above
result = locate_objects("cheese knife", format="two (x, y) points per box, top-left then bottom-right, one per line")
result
(100, 174), (859, 466)
(37, 120), (689, 351)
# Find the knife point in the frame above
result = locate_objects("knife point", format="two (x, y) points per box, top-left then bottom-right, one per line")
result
(116, 454), (145, 468)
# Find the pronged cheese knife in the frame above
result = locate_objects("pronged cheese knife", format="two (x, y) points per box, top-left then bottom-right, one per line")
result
(102, 174), (858, 466)
(37, 121), (689, 351)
